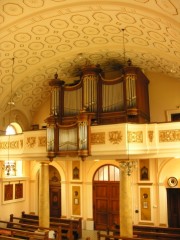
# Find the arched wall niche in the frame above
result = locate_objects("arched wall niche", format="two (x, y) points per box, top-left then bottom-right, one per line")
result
(49, 161), (66, 182)
(158, 158), (180, 186)
(30, 160), (66, 182)
(3, 109), (30, 131)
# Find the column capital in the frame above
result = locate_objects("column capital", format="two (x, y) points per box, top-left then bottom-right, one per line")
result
(117, 160), (137, 176)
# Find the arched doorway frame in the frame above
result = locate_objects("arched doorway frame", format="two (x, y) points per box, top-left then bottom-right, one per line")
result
(93, 163), (120, 230)
(158, 157), (180, 227)
(82, 160), (119, 227)
(83, 160), (119, 227)
(30, 160), (67, 216)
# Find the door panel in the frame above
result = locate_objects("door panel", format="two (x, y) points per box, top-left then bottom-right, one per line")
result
(50, 185), (61, 218)
(167, 188), (180, 227)
(93, 182), (119, 230)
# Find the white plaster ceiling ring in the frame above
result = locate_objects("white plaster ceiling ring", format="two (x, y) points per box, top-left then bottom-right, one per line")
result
(82, 26), (100, 35)
(71, 14), (90, 25)
(31, 25), (49, 35)
(23, 97), (33, 106)
(3, 3), (23, 16)
(23, 0), (44, 8)
(14, 33), (31, 42)
(26, 57), (41, 65)
(14, 49), (29, 58)
(1, 75), (13, 84)
(41, 50), (56, 58)
(33, 74), (45, 82)
(0, 41), (15, 51)
(116, 13), (136, 24)
(92, 12), (112, 23)
(141, 18), (160, 30)
(56, 44), (72, 52)
(32, 100), (42, 109)
(28, 42), (44, 50)
(21, 83), (33, 92)
(74, 40), (89, 48)
(50, 19), (69, 29)
(13, 65), (27, 74)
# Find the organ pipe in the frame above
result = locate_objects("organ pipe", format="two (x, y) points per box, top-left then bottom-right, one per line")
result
(45, 65), (150, 161)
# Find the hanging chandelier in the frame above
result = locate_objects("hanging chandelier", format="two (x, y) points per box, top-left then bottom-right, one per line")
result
(2, 58), (16, 176)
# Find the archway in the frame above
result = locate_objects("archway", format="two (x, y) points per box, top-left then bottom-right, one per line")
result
(93, 164), (120, 230)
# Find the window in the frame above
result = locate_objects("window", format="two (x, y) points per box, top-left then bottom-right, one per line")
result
(6, 125), (16, 135)
(5, 122), (22, 135)
(94, 165), (120, 181)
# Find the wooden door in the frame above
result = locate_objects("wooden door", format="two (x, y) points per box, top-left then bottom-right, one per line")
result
(50, 185), (61, 218)
(167, 188), (180, 227)
(93, 181), (119, 230)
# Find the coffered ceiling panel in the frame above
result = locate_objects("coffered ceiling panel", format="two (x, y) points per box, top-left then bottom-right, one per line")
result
(0, 0), (180, 129)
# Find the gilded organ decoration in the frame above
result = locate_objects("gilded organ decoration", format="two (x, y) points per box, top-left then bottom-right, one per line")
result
(109, 131), (122, 144)
(148, 131), (154, 142)
(38, 136), (46, 147)
(128, 131), (143, 143)
(0, 140), (19, 149)
(91, 132), (105, 144)
(159, 129), (180, 142)
(26, 137), (36, 148)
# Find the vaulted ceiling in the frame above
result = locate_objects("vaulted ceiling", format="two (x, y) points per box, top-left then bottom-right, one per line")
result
(0, 0), (180, 129)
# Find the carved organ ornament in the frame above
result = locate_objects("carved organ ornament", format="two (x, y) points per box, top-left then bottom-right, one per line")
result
(45, 64), (150, 160)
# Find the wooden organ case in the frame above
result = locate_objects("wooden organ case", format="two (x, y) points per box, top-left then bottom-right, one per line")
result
(45, 64), (150, 160)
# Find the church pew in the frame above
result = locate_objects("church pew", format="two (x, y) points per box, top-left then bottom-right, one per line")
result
(133, 230), (180, 239)
(98, 230), (180, 240)
(133, 224), (180, 234)
(0, 220), (55, 239)
(0, 236), (23, 240)
(0, 226), (49, 239)
(97, 231), (152, 240)
(21, 211), (82, 239)
(107, 227), (180, 240)
(112, 223), (180, 237)
(8, 215), (73, 239)
(4, 219), (59, 239)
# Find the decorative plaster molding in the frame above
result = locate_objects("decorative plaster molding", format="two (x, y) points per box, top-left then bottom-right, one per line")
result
(91, 132), (105, 144)
(109, 131), (122, 144)
(159, 129), (180, 142)
(148, 130), (154, 142)
(26, 137), (36, 148)
(0, 140), (22, 149)
(128, 131), (143, 143)
(38, 136), (46, 147)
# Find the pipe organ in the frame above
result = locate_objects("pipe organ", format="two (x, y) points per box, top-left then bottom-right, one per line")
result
(45, 64), (150, 160)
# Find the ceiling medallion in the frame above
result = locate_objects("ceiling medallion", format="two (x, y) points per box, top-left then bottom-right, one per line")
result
(167, 177), (178, 187)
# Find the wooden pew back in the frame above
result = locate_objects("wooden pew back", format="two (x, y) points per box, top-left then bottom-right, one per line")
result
(21, 211), (82, 239)
(0, 225), (49, 240)
(107, 224), (180, 240)
(8, 215), (73, 239)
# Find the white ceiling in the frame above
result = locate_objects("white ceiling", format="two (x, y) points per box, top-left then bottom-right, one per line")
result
(0, 0), (180, 129)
